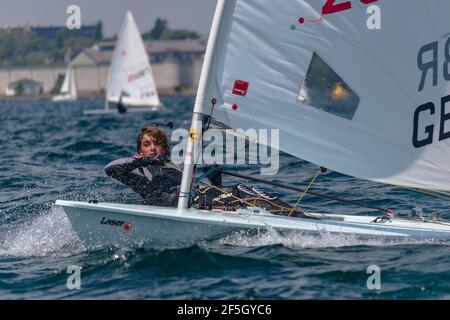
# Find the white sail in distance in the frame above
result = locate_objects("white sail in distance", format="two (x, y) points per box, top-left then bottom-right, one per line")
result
(195, 0), (450, 192)
(107, 11), (160, 107)
(61, 67), (77, 97)
(53, 64), (77, 101)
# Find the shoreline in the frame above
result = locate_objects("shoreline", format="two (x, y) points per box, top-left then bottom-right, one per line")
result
(0, 87), (198, 101)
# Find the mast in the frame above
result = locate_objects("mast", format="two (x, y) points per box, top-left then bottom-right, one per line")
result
(104, 44), (113, 111)
(177, 0), (229, 210)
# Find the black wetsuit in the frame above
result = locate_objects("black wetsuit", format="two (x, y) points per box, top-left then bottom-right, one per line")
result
(105, 155), (182, 206)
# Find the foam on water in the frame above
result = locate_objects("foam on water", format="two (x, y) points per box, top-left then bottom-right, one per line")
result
(0, 206), (85, 258)
(216, 227), (446, 249)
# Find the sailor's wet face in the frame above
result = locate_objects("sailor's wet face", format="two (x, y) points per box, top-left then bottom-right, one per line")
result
(140, 134), (166, 157)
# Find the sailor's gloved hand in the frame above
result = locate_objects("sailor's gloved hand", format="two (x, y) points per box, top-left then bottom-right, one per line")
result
(155, 153), (170, 163)
(139, 153), (170, 166)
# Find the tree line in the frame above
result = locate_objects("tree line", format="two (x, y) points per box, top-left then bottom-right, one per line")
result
(0, 19), (200, 66)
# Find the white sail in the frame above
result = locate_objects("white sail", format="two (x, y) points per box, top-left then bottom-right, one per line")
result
(69, 67), (77, 99)
(53, 64), (78, 101)
(106, 11), (160, 108)
(60, 67), (70, 94)
(192, 0), (450, 192)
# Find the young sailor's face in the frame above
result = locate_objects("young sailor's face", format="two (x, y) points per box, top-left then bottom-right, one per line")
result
(140, 134), (165, 157)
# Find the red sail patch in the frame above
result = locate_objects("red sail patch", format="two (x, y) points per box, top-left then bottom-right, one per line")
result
(232, 80), (249, 96)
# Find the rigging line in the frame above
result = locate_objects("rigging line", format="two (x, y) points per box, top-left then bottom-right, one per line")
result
(166, 162), (263, 209)
(423, 189), (450, 198)
(222, 170), (392, 214)
(227, 197), (295, 213)
(172, 160), (391, 215)
(289, 167), (322, 216)
(205, 183), (293, 213)
(165, 161), (202, 196)
(430, 208), (450, 215)
(400, 186), (450, 201)
(423, 218), (450, 226)
(166, 162), (308, 214)
(203, 98), (217, 132)
(203, 183), (288, 213)
(186, 105), (304, 212)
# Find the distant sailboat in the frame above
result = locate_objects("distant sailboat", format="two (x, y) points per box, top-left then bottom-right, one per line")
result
(52, 64), (78, 102)
(84, 11), (161, 115)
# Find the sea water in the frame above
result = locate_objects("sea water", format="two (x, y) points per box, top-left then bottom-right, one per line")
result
(0, 97), (448, 299)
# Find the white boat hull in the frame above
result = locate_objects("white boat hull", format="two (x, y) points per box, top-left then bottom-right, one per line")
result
(55, 200), (450, 249)
(52, 94), (77, 102)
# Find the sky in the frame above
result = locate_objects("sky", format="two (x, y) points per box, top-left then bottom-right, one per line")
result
(0, 0), (217, 36)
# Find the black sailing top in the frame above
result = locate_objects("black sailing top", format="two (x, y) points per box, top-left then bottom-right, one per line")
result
(104, 154), (182, 207)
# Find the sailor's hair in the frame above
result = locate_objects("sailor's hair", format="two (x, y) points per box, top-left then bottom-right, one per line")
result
(136, 126), (170, 154)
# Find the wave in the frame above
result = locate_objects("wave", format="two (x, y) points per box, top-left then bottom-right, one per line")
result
(0, 206), (85, 258)
(215, 227), (448, 249)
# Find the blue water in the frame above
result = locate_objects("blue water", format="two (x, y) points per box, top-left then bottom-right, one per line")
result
(0, 97), (449, 299)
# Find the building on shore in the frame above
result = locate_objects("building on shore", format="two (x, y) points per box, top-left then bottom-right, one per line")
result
(0, 39), (206, 97)
(5, 79), (43, 96)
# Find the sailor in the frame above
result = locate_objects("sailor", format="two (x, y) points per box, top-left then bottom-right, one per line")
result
(116, 91), (129, 113)
(105, 126), (182, 206)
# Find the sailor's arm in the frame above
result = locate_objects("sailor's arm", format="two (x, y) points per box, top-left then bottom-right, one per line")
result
(104, 156), (164, 183)
(105, 157), (138, 179)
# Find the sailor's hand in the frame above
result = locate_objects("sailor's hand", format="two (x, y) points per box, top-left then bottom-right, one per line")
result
(154, 153), (170, 163)
(141, 153), (169, 165)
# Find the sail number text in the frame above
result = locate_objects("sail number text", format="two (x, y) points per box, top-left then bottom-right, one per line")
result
(413, 38), (450, 148)
(321, 0), (378, 15)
